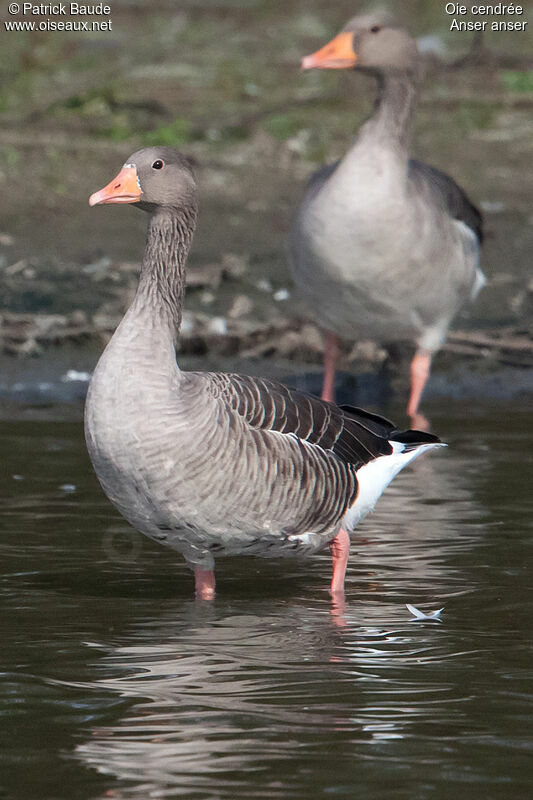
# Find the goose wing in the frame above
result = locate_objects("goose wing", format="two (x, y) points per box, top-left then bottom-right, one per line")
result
(204, 372), (438, 468)
(305, 160), (340, 200)
(408, 159), (484, 244)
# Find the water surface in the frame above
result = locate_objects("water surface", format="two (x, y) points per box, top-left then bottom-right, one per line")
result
(1, 402), (532, 799)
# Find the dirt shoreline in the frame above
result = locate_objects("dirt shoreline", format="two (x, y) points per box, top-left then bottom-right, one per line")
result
(1, 2), (531, 403)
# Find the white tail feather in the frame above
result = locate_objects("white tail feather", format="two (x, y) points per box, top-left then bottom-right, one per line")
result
(342, 441), (445, 530)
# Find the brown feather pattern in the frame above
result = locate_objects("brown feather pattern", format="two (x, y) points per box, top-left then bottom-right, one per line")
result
(207, 372), (403, 467)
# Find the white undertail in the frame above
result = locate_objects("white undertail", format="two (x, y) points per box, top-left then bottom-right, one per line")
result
(342, 441), (445, 530)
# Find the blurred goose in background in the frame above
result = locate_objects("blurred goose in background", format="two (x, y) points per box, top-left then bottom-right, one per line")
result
(289, 13), (485, 423)
(86, 147), (442, 601)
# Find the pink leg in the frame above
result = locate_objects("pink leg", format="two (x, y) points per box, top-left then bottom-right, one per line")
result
(322, 330), (340, 403)
(407, 350), (432, 420)
(194, 568), (216, 601)
(330, 527), (350, 597)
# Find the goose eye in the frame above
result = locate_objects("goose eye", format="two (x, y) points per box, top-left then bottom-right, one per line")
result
(152, 159), (165, 170)
(370, 25), (381, 33)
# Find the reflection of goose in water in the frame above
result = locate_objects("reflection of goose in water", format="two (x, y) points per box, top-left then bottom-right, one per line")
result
(72, 450), (483, 798)
(72, 610), (473, 797)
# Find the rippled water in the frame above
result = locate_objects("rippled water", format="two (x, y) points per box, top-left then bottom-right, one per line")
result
(1, 401), (532, 799)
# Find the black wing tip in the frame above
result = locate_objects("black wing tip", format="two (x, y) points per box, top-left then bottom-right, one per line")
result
(390, 429), (442, 447)
(339, 405), (442, 447)
(339, 404), (396, 429)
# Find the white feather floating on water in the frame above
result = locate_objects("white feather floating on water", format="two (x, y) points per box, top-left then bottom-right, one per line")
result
(406, 604), (444, 620)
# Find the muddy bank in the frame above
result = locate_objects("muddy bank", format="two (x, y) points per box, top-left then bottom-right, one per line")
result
(1, 0), (532, 399)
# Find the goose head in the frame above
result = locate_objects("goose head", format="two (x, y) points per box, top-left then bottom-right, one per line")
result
(301, 14), (418, 73)
(89, 147), (196, 212)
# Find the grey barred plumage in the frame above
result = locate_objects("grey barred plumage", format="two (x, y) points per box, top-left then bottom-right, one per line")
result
(86, 146), (442, 600)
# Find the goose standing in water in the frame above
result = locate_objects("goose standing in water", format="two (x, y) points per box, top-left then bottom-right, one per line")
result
(289, 14), (485, 422)
(86, 147), (442, 601)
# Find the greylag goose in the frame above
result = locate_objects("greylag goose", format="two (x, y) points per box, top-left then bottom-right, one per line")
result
(86, 146), (442, 601)
(289, 14), (485, 422)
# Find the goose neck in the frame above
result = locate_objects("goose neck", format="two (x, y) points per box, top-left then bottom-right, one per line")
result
(134, 204), (197, 332)
(361, 68), (418, 153)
